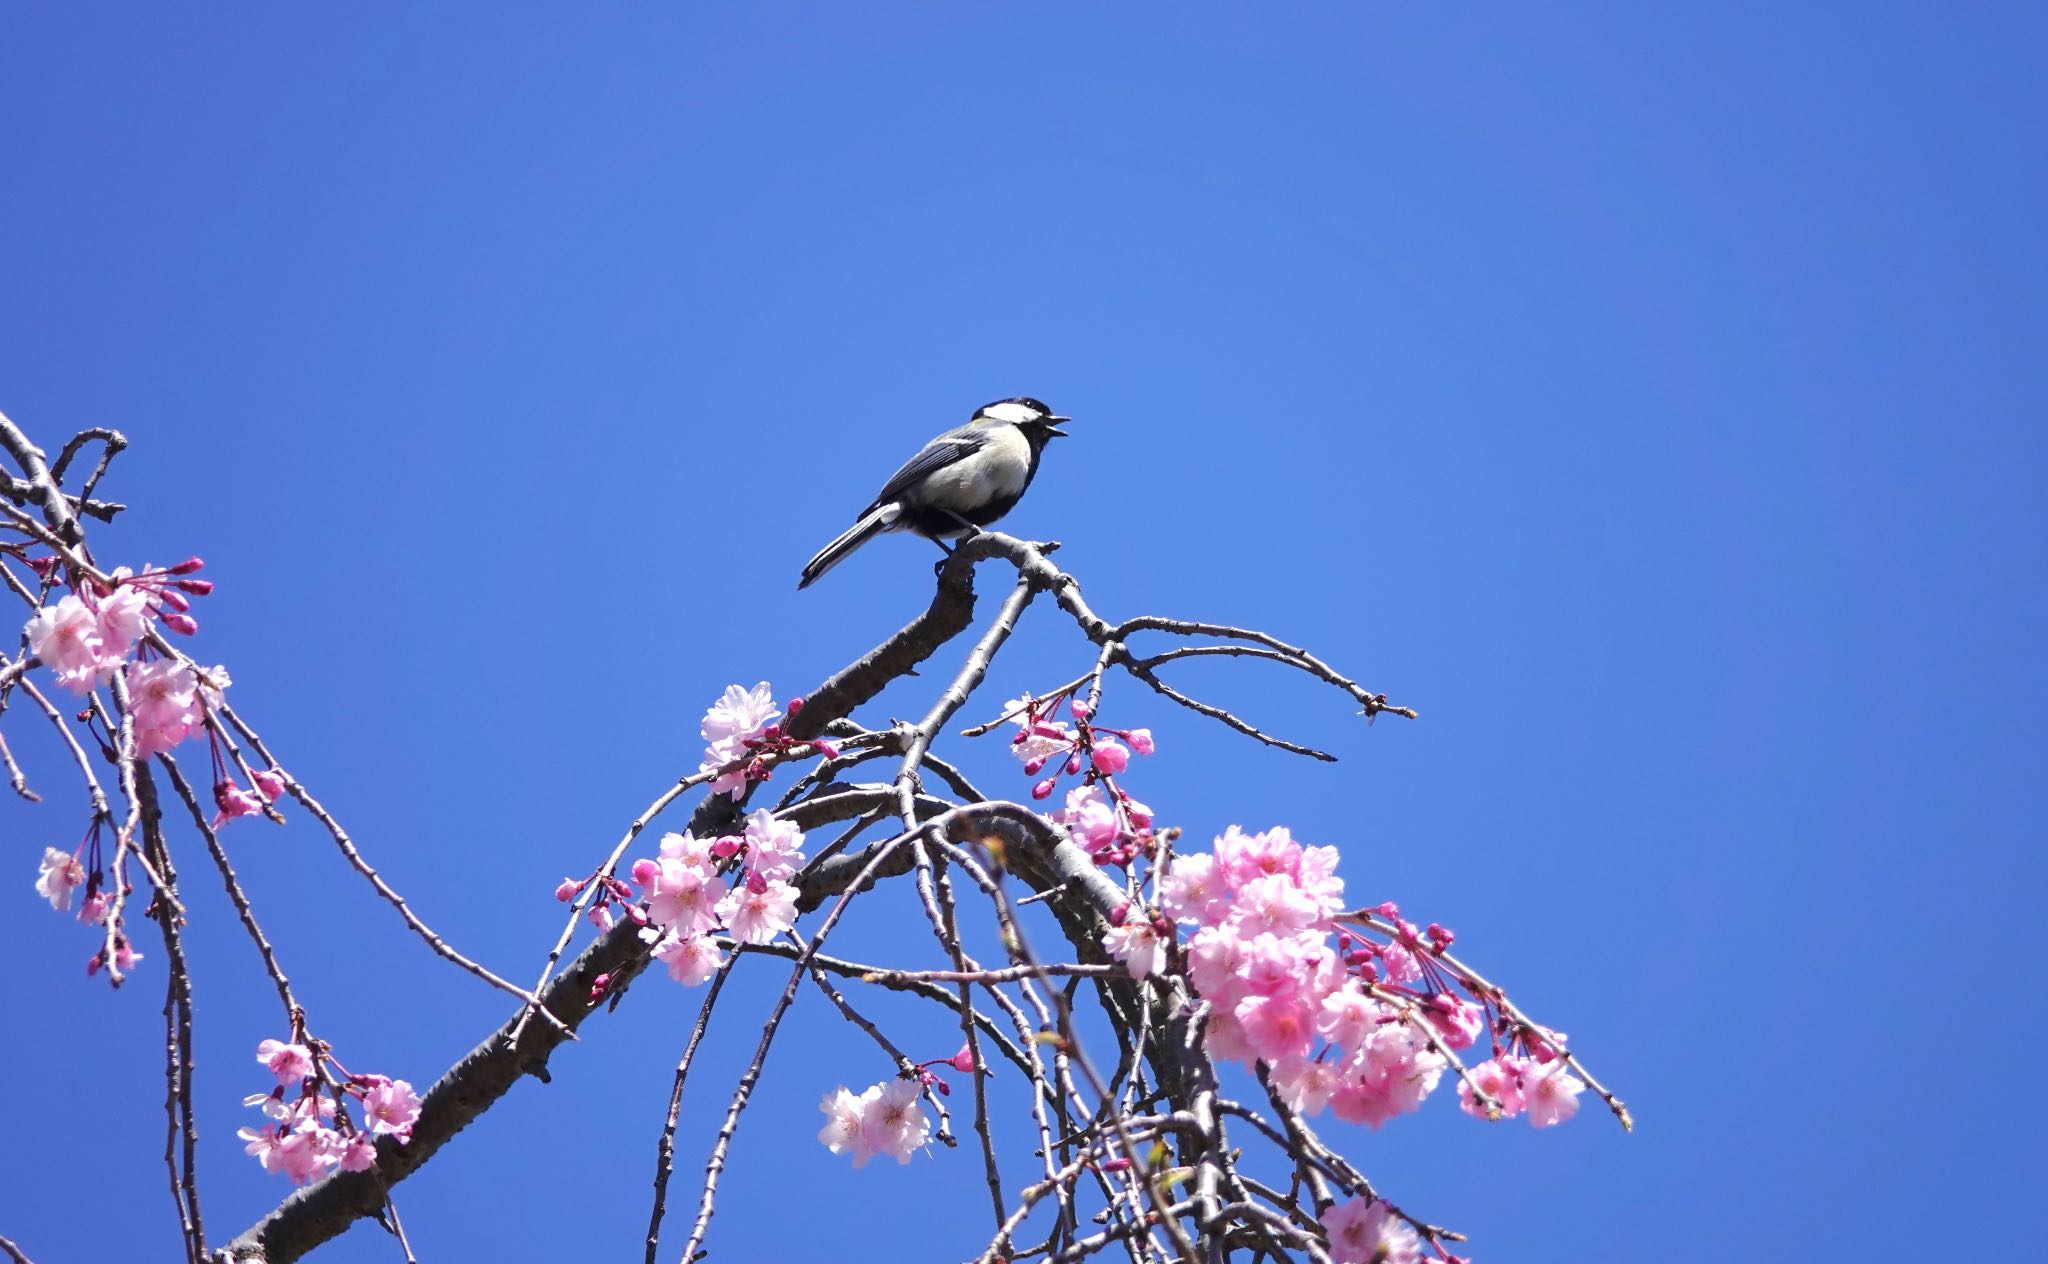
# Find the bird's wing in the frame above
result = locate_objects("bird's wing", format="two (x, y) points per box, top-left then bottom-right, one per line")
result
(865, 425), (989, 511)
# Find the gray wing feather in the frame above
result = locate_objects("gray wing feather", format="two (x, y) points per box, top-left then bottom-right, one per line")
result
(867, 426), (989, 511)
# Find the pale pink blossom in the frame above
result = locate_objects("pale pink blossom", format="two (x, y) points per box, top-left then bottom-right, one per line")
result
(740, 809), (806, 882)
(1523, 1062), (1584, 1128)
(1377, 940), (1425, 985)
(270, 1124), (336, 1185)
(1003, 696), (1072, 766)
(1270, 1055), (1342, 1115)
(35, 846), (84, 911)
(95, 585), (150, 659)
(128, 659), (202, 758)
(1158, 853), (1230, 925)
(1126, 728), (1155, 756)
(1316, 982), (1383, 1054)
(77, 891), (110, 926)
(257, 1038), (315, 1086)
(1101, 919), (1169, 980)
(1184, 924), (1249, 1006)
(657, 830), (717, 870)
(700, 682), (780, 797)
(364, 1079), (421, 1138)
(1228, 873), (1323, 938)
(857, 1079), (931, 1166)
(238, 1126), (282, 1173)
(25, 595), (107, 693)
(1320, 1197), (1421, 1264)
(252, 767), (288, 801)
(817, 1086), (867, 1160)
(651, 932), (726, 986)
(716, 879), (797, 945)
(1424, 993), (1485, 1050)
(337, 1131), (379, 1172)
(211, 783), (265, 830)
(641, 858), (726, 936)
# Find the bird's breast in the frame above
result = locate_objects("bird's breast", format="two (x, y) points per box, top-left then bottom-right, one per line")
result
(915, 426), (1031, 511)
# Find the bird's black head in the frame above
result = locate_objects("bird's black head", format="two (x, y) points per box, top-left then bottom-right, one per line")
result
(973, 397), (1070, 439)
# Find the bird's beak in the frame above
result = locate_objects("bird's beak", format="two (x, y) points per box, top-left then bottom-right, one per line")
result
(1045, 416), (1071, 438)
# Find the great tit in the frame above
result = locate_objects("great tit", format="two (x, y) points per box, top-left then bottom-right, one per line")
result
(798, 397), (1071, 589)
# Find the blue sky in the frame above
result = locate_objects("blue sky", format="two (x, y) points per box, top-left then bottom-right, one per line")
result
(2, 5), (2043, 1260)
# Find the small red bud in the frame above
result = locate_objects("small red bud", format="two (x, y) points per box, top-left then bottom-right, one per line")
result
(1031, 778), (1055, 801)
(174, 578), (214, 595)
(1023, 756), (1046, 776)
(1070, 698), (1092, 720)
(784, 696), (803, 717)
(162, 611), (198, 636)
(168, 557), (205, 575)
(1109, 903), (1131, 927)
(589, 973), (611, 1002)
(1100, 1157), (1133, 1173)
(1064, 753), (1084, 776)
(158, 589), (191, 613)
(555, 878), (582, 902)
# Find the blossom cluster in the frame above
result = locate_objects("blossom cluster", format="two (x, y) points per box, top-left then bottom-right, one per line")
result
(696, 683), (838, 799)
(1101, 825), (1585, 1131)
(1003, 694), (1155, 866)
(1319, 1196), (1424, 1264)
(23, 559), (210, 696)
(618, 808), (809, 985)
(816, 1078), (932, 1168)
(237, 1037), (420, 1184)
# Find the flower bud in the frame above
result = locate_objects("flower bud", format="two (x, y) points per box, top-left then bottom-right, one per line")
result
(784, 696), (804, 717)
(1109, 903), (1131, 927)
(745, 870), (768, 895)
(1031, 778), (1056, 801)
(168, 557), (205, 575)
(589, 973), (611, 1002)
(158, 589), (191, 613)
(1070, 698), (1092, 720)
(811, 740), (840, 759)
(175, 578), (214, 595)
(1064, 753), (1084, 776)
(761, 724), (782, 744)
(1100, 1157), (1132, 1174)
(629, 859), (659, 887)
(1127, 728), (1155, 756)
(253, 768), (287, 801)
(712, 836), (742, 860)
(1091, 741), (1130, 776)
(24, 555), (59, 579)
(557, 877), (584, 902)
(1023, 756), (1046, 776)
(162, 611), (199, 636)
(947, 1043), (977, 1074)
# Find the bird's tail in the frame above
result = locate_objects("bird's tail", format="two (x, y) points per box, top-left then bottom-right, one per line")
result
(798, 503), (899, 589)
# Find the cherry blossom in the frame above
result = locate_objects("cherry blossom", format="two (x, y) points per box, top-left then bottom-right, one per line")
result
(1524, 1061), (1586, 1128)
(716, 879), (798, 945)
(1101, 916), (1170, 980)
(651, 931), (726, 986)
(699, 682), (780, 797)
(257, 1038), (315, 1086)
(24, 595), (106, 694)
(35, 846), (84, 911)
(364, 1079), (422, 1138)
(1320, 1197), (1421, 1264)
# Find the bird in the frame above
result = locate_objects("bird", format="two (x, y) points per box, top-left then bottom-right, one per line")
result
(798, 397), (1071, 589)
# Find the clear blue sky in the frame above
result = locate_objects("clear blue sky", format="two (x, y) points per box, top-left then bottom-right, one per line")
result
(3, 5), (2042, 1260)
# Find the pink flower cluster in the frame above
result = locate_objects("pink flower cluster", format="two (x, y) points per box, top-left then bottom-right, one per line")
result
(237, 1037), (420, 1184)
(816, 1078), (932, 1167)
(625, 809), (809, 985)
(1455, 1053), (1585, 1128)
(1319, 1197), (1422, 1264)
(696, 684), (838, 799)
(21, 559), (210, 696)
(1004, 695), (1155, 866)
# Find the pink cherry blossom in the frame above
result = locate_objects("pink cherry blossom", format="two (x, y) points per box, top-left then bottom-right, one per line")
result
(1101, 919), (1169, 980)
(1270, 1055), (1342, 1116)
(740, 809), (806, 882)
(1235, 990), (1318, 1063)
(364, 1079), (421, 1138)
(817, 1086), (867, 1161)
(1053, 784), (1121, 851)
(1228, 873), (1324, 938)
(1158, 853), (1230, 926)
(641, 858), (726, 936)
(1456, 1057), (1526, 1120)
(1090, 739), (1130, 775)
(25, 595), (108, 693)
(1320, 1197), (1421, 1264)
(651, 932), (726, 986)
(95, 585), (150, 659)
(257, 1038), (315, 1086)
(658, 830), (717, 869)
(252, 767), (288, 801)
(1126, 728), (1155, 756)
(337, 1131), (379, 1172)
(857, 1079), (931, 1166)
(1002, 696), (1072, 766)
(270, 1124), (336, 1185)
(716, 878), (797, 945)
(1424, 993), (1485, 1050)
(700, 682), (780, 798)
(35, 846), (84, 911)
(1316, 982), (1383, 1054)
(128, 659), (202, 758)
(1523, 1061), (1585, 1128)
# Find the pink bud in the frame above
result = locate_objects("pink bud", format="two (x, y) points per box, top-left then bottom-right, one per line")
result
(745, 871), (768, 895)
(587, 903), (615, 932)
(1070, 698), (1092, 720)
(162, 611), (198, 636)
(86, 950), (105, 977)
(1376, 901), (1401, 918)
(1023, 756), (1046, 776)
(931, 1077), (950, 1097)
(175, 578), (214, 596)
(1031, 778), (1056, 801)
(24, 555), (59, 579)
(556, 877), (584, 902)
(1090, 741), (1130, 776)
(1100, 1157), (1133, 1174)
(711, 837), (742, 860)
(1064, 753), (1084, 776)
(168, 557), (205, 575)
(947, 1043), (977, 1074)
(761, 724), (783, 744)
(810, 740), (840, 759)
(1109, 903), (1131, 926)
(589, 973), (611, 1002)
(158, 589), (191, 613)
(1127, 728), (1155, 756)
(785, 696), (804, 717)
(252, 769), (287, 801)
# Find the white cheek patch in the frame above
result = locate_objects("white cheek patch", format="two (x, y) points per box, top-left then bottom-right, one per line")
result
(980, 401), (1039, 426)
